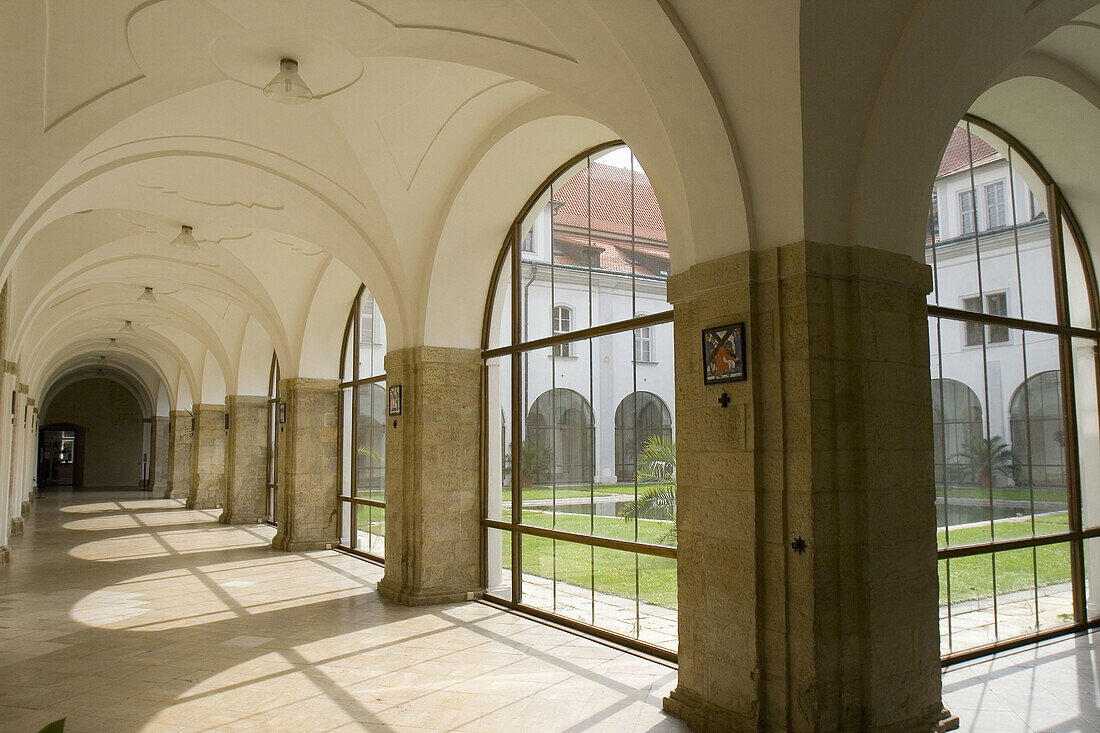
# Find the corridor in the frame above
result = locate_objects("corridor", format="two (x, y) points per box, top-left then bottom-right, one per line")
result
(0, 491), (683, 732)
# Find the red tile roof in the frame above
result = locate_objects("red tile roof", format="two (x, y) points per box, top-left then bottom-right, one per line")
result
(552, 162), (668, 242)
(546, 161), (670, 276)
(938, 125), (1001, 177)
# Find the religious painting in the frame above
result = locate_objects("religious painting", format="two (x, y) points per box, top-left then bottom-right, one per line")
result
(702, 323), (746, 384)
(388, 385), (402, 416)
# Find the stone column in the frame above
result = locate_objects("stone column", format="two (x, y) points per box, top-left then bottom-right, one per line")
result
(378, 347), (481, 606)
(166, 410), (192, 501)
(9, 385), (27, 534)
(0, 366), (17, 562)
(149, 416), (169, 494)
(663, 243), (950, 732)
(188, 404), (227, 510)
(221, 395), (268, 524)
(271, 379), (338, 551)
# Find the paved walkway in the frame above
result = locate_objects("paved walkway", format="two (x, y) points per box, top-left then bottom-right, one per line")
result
(0, 490), (683, 732)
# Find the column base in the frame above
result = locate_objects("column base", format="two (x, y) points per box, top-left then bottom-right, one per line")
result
(20, 500), (29, 516)
(0, 545), (9, 565)
(662, 686), (754, 732)
(219, 513), (266, 525)
(377, 576), (482, 606)
(663, 687), (958, 733)
(271, 536), (335, 552)
(10, 517), (23, 534)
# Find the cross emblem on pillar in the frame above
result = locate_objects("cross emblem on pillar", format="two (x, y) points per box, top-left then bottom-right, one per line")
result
(718, 392), (731, 408)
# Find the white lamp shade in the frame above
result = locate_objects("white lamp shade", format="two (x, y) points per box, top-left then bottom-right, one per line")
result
(171, 225), (199, 250)
(263, 58), (313, 104)
(138, 287), (157, 304)
(120, 321), (135, 333)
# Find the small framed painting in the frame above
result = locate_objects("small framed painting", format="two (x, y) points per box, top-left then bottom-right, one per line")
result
(388, 385), (402, 416)
(702, 323), (747, 384)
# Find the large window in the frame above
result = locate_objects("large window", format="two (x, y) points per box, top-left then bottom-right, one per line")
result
(483, 143), (677, 658)
(338, 286), (387, 560)
(927, 116), (1100, 662)
(265, 353), (279, 525)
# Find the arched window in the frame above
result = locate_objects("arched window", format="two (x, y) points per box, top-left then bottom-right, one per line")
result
(930, 378), (983, 485)
(614, 392), (672, 481)
(928, 116), (1098, 661)
(482, 142), (677, 658)
(527, 388), (594, 484)
(265, 352), (279, 525)
(1009, 370), (1065, 488)
(337, 285), (388, 559)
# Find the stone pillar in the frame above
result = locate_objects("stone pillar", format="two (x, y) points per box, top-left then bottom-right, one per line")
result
(149, 416), (169, 494)
(188, 404), (227, 510)
(166, 410), (192, 501)
(0, 366), (17, 561)
(271, 379), (338, 551)
(221, 395), (268, 524)
(663, 243), (950, 732)
(9, 385), (27, 534)
(378, 347), (481, 606)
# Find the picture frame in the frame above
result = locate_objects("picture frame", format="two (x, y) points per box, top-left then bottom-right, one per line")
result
(702, 322), (747, 384)
(388, 385), (402, 416)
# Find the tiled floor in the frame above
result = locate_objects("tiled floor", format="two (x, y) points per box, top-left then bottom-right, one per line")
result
(942, 629), (1100, 732)
(2, 490), (1097, 732)
(0, 490), (684, 732)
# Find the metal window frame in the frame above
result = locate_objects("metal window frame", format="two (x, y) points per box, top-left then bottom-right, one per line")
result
(478, 140), (678, 663)
(337, 284), (387, 564)
(265, 351), (280, 527)
(932, 114), (1100, 666)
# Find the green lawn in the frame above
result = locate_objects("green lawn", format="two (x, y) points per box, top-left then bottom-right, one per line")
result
(938, 512), (1071, 605)
(501, 508), (677, 610)
(939, 485), (1067, 503)
(497, 483), (664, 503)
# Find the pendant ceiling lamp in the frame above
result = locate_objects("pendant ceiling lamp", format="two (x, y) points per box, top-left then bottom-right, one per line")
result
(120, 320), (135, 334)
(171, 225), (199, 250)
(108, 338), (118, 348)
(263, 58), (313, 104)
(138, 286), (157, 304)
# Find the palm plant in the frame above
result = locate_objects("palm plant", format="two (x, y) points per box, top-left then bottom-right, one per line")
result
(956, 435), (1016, 488)
(620, 435), (677, 544)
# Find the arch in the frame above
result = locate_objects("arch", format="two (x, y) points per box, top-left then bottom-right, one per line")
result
(614, 392), (673, 482)
(1009, 370), (1066, 488)
(526, 388), (594, 485)
(930, 378), (983, 485)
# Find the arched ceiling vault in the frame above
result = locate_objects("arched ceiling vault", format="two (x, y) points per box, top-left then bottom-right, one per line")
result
(1, 0), (1097, 398)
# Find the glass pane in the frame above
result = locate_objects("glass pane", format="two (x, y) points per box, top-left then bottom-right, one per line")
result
(1086, 537), (1100, 621)
(1062, 217), (1093, 330)
(1033, 542), (1073, 631)
(593, 545), (637, 639)
(939, 558), (952, 655)
(948, 552), (996, 651)
(486, 528), (512, 602)
(340, 387), (352, 497)
(356, 504), (384, 557)
(637, 553), (677, 651)
(487, 354), (511, 523)
(355, 382), (386, 501)
(1074, 337), (1100, 532)
(927, 124), (982, 307)
(555, 538), (594, 627)
(992, 546), (1037, 642)
(356, 291), (388, 378)
(520, 532), (556, 615)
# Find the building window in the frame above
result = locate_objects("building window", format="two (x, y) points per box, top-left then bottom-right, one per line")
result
(634, 325), (653, 362)
(552, 305), (573, 357)
(984, 180), (1006, 229)
(962, 292), (1009, 345)
(521, 230), (535, 252)
(960, 189), (976, 235)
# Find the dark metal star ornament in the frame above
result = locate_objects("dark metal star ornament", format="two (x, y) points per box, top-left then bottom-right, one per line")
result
(791, 536), (808, 555)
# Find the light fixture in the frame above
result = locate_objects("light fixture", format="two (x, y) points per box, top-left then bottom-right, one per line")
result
(108, 338), (118, 348)
(138, 286), (157, 304)
(120, 320), (135, 334)
(171, 225), (199, 250)
(263, 58), (313, 104)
